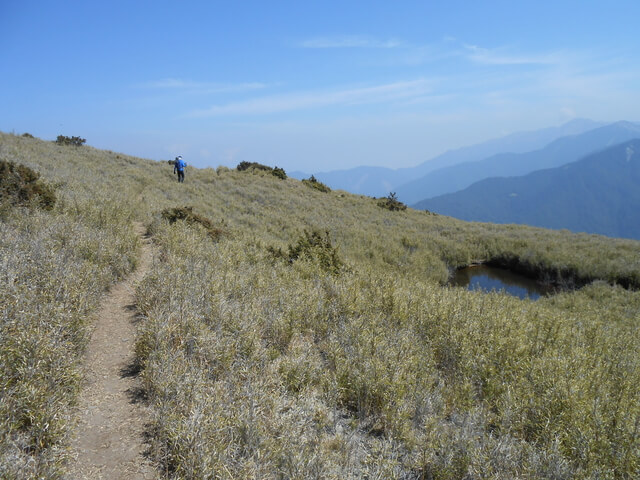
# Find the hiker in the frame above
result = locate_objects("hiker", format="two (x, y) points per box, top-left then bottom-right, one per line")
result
(174, 155), (186, 183)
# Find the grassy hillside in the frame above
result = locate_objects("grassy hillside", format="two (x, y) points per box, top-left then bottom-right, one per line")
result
(1, 131), (639, 478)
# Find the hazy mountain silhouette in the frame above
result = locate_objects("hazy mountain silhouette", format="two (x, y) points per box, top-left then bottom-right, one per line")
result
(398, 121), (640, 205)
(291, 118), (603, 196)
(415, 139), (640, 240)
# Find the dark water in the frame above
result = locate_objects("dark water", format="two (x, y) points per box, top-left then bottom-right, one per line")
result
(450, 265), (554, 300)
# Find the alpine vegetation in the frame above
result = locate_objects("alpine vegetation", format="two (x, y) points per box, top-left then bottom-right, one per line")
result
(302, 175), (331, 193)
(55, 135), (86, 147)
(160, 206), (227, 241)
(0, 160), (56, 212)
(1, 131), (639, 479)
(0, 192), (138, 477)
(377, 191), (407, 211)
(237, 161), (287, 180)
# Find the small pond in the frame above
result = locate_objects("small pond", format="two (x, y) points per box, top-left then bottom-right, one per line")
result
(450, 264), (554, 300)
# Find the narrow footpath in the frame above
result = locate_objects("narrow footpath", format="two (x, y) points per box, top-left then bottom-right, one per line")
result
(69, 223), (156, 479)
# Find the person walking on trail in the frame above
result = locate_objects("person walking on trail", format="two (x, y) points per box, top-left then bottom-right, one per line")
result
(174, 155), (186, 183)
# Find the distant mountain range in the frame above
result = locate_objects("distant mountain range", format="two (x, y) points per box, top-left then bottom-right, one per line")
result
(398, 121), (640, 205)
(291, 118), (604, 197)
(415, 139), (640, 240)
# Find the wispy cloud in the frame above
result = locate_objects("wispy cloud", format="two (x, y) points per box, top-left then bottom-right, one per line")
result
(349, 37), (559, 68)
(141, 78), (269, 93)
(188, 79), (432, 117)
(300, 35), (402, 49)
(461, 43), (562, 66)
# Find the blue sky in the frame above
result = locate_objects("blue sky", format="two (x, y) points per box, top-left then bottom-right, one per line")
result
(2, 1), (640, 171)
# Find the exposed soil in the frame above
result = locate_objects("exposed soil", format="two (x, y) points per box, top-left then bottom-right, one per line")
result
(68, 223), (156, 479)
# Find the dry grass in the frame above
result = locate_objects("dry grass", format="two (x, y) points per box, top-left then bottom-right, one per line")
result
(135, 222), (639, 478)
(0, 204), (137, 478)
(1, 131), (639, 478)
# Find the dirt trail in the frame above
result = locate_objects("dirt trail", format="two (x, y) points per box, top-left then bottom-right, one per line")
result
(69, 223), (156, 479)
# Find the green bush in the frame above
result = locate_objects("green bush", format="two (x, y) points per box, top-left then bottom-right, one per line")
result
(55, 135), (86, 147)
(237, 161), (287, 180)
(161, 206), (226, 240)
(269, 229), (344, 274)
(377, 192), (407, 211)
(0, 160), (56, 210)
(237, 161), (271, 172)
(272, 166), (287, 180)
(302, 175), (331, 193)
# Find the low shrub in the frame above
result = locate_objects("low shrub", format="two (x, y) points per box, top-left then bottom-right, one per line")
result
(0, 160), (56, 210)
(272, 166), (287, 180)
(55, 135), (86, 147)
(269, 229), (344, 274)
(237, 161), (287, 179)
(21, 133), (34, 139)
(377, 192), (407, 211)
(302, 175), (331, 193)
(237, 161), (271, 172)
(160, 206), (226, 240)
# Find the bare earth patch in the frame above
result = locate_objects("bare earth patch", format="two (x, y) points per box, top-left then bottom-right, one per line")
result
(68, 224), (156, 479)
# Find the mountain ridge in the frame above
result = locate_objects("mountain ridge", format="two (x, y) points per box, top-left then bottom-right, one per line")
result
(291, 118), (604, 196)
(398, 120), (640, 204)
(415, 138), (640, 240)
